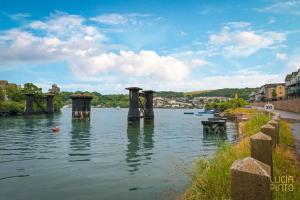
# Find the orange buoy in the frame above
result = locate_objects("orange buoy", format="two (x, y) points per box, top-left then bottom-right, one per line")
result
(52, 126), (60, 132)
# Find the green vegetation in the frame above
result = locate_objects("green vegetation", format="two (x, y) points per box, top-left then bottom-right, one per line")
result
(182, 109), (300, 200)
(184, 88), (258, 99)
(205, 98), (249, 111)
(0, 83), (63, 115)
(154, 91), (184, 98)
(60, 91), (129, 108)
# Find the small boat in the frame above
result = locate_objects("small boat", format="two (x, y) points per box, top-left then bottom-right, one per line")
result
(52, 126), (60, 132)
(184, 112), (194, 114)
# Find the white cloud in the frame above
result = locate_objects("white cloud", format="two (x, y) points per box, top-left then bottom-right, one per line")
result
(90, 13), (128, 25)
(209, 24), (286, 57)
(89, 13), (150, 26)
(268, 17), (276, 24)
(10, 13), (31, 20)
(0, 12), (208, 86)
(257, 1), (300, 15)
(276, 53), (287, 60)
(288, 54), (300, 70)
(69, 50), (195, 82)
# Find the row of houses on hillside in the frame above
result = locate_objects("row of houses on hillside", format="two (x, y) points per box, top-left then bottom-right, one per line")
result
(249, 69), (300, 102)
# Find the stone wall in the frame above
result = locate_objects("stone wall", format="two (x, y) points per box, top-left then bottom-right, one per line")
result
(252, 98), (300, 113)
(230, 112), (280, 200)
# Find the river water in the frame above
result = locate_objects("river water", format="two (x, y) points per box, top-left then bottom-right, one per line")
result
(0, 108), (237, 200)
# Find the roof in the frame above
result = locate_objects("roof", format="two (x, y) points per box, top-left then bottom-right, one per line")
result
(0, 80), (8, 85)
(285, 69), (300, 81)
(263, 83), (285, 88)
(70, 94), (93, 99)
(125, 87), (142, 90)
(285, 74), (292, 81)
(142, 90), (156, 93)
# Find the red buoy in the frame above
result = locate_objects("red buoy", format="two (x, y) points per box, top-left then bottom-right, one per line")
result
(52, 126), (60, 132)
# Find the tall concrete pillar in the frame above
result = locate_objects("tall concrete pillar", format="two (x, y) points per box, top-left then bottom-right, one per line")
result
(24, 93), (34, 114)
(46, 94), (55, 114)
(126, 87), (142, 122)
(261, 124), (277, 149)
(71, 95), (93, 119)
(231, 157), (272, 200)
(142, 90), (155, 120)
(250, 132), (273, 178)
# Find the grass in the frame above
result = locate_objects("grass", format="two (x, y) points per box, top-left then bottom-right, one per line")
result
(272, 121), (300, 199)
(181, 108), (300, 200)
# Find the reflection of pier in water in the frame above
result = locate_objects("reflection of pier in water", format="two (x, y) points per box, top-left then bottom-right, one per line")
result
(69, 121), (91, 162)
(126, 120), (154, 174)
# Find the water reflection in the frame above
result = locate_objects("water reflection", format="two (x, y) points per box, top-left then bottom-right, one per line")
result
(69, 121), (91, 162)
(126, 121), (141, 173)
(126, 120), (155, 174)
(143, 120), (154, 160)
(202, 131), (228, 142)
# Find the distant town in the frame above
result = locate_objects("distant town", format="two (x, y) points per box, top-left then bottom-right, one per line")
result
(153, 96), (230, 108)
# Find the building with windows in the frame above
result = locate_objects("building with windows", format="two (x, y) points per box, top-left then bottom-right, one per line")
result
(285, 69), (300, 99)
(256, 83), (286, 101)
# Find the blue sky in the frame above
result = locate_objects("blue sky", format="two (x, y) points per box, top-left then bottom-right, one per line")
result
(0, 0), (300, 94)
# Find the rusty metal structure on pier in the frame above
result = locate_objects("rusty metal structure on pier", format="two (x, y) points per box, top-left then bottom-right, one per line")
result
(126, 87), (155, 122)
(24, 93), (55, 115)
(70, 94), (93, 119)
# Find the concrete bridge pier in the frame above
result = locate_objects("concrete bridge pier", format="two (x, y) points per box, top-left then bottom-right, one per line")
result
(46, 94), (55, 114)
(71, 95), (93, 119)
(142, 90), (155, 120)
(24, 93), (34, 114)
(126, 87), (142, 122)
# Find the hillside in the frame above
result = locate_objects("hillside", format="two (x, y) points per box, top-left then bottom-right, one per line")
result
(58, 87), (258, 107)
(184, 88), (258, 99)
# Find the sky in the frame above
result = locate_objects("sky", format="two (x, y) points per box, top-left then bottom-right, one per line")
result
(0, 0), (300, 94)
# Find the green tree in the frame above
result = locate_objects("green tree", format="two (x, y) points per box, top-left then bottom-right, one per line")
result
(0, 88), (5, 101)
(272, 89), (277, 99)
(23, 83), (42, 95)
(48, 84), (60, 94)
(3, 84), (23, 102)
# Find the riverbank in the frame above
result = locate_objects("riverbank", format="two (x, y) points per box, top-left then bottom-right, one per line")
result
(181, 108), (300, 199)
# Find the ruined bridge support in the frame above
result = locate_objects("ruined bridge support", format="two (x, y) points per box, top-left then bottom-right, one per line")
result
(24, 93), (34, 114)
(143, 90), (155, 120)
(46, 94), (55, 114)
(126, 87), (142, 122)
(71, 95), (93, 119)
(126, 87), (155, 123)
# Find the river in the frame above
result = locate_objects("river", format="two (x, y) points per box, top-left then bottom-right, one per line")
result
(0, 108), (237, 200)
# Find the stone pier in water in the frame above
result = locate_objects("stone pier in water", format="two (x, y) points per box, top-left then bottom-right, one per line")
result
(126, 87), (142, 122)
(71, 95), (93, 119)
(24, 93), (34, 114)
(46, 94), (55, 114)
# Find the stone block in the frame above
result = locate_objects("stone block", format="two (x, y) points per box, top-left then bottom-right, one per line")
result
(231, 157), (271, 200)
(250, 132), (273, 178)
(261, 124), (277, 148)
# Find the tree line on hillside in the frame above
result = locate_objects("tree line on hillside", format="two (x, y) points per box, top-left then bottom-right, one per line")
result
(60, 91), (129, 108)
(0, 82), (256, 115)
(0, 83), (62, 115)
(185, 88), (258, 99)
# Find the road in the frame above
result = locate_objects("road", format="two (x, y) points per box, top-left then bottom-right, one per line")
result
(252, 106), (300, 155)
